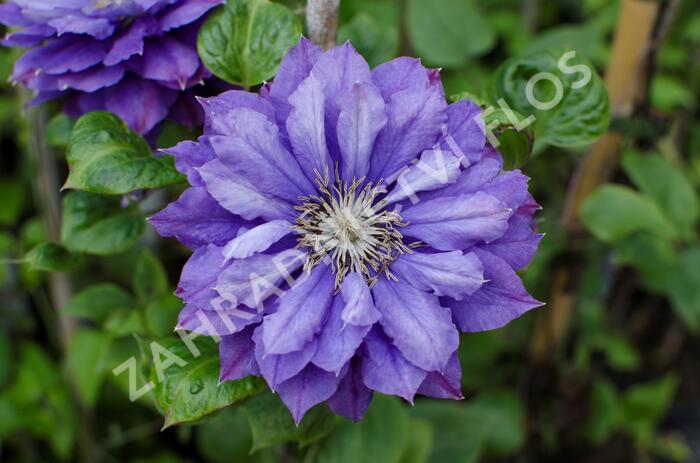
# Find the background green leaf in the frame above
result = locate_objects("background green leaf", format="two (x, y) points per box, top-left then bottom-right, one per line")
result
(198, 0), (302, 88)
(61, 191), (145, 255)
(25, 242), (81, 272)
(406, 0), (495, 68)
(318, 395), (410, 463)
(242, 391), (336, 452)
(581, 185), (677, 243)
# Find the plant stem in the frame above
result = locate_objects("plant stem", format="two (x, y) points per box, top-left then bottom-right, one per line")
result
(21, 90), (75, 347)
(306, 0), (340, 50)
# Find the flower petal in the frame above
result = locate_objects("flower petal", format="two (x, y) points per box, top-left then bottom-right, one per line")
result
(261, 264), (335, 355)
(219, 325), (259, 382)
(198, 158), (294, 222)
(222, 220), (293, 260)
(401, 192), (511, 251)
(447, 248), (543, 332)
(103, 77), (177, 134)
(215, 249), (306, 310)
(13, 35), (107, 81)
(254, 327), (317, 390)
(361, 328), (427, 402)
(47, 14), (114, 39)
(371, 57), (431, 100)
(328, 358), (373, 422)
(55, 65), (125, 92)
(150, 186), (248, 249)
(392, 250), (484, 300)
(384, 148), (462, 204)
(160, 137), (215, 186)
(312, 296), (371, 374)
(207, 109), (314, 199)
(277, 364), (341, 425)
(368, 83), (447, 181)
(340, 272), (381, 326)
(269, 36), (323, 120)
(286, 73), (333, 179)
(310, 42), (372, 160)
(199, 90), (276, 136)
(336, 82), (386, 179)
(439, 99), (485, 165)
(479, 214), (543, 270)
(127, 35), (200, 89)
(104, 15), (158, 65)
(158, 0), (224, 31)
(373, 279), (458, 372)
(417, 352), (463, 399)
(175, 245), (262, 336)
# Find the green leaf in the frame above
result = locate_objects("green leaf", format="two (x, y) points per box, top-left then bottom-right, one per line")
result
(585, 379), (621, 444)
(667, 247), (700, 330)
(483, 107), (534, 170)
(412, 390), (525, 461)
(469, 391), (526, 456)
(46, 112), (75, 148)
(399, 418), (434, 463)
(133, 249), (168, 303)
(581, 185), (677, 243)
(145, 293), (183, 339)
(62, 191), (145, 255)
(152, 337), (265, 428)
(410, 402), (481, 463)
(615, 232), (677, 293)
(66, 329), (114, 405)
(0, 179), (23, 225)
(104, 309), (145, 336)
(197, 407), (255, 463)
(64, 283), (135, 322)
(318, 395), (410, 463)
(338, 13), (398, 68)
(651, 75), (694, 111)
(25, 242), (81, 272)
(586, 376), (679, 448)
(197, 0), (302, 88)
(406, 0), (495, 68)
(2, 343), (77, 459)
(489, 48), (609, 147)
(621, 151), (698, 241)
(64, 112), (184, 194)
(242, 391), (336, 452)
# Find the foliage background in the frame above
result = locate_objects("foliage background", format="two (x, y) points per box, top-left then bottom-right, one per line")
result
(1, 0), (700, 461)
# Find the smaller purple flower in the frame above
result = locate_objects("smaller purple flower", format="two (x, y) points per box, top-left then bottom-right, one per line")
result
(0, 0), (224, 136)
(151, 38), (544, 423)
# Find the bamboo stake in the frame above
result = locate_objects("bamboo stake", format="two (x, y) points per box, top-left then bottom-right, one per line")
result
(530, 0), (661, 363)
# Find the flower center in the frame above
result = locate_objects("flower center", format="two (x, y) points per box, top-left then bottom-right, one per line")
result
(293, 169), (414, 288)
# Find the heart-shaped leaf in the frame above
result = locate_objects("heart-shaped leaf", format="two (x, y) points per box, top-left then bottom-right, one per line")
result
(198, 0), (302, 88)
(65, 112), (183, 195)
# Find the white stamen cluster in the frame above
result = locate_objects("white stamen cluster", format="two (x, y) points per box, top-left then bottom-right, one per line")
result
(293, 169), (415, 288)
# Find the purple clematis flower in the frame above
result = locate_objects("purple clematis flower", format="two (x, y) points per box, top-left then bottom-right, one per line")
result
(0, 0), (224, 137)
(151, 38), (544, 423)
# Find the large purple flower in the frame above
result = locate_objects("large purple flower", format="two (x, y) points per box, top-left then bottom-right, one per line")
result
(0, 0), (224, 136)
(151, 38), (544, 423)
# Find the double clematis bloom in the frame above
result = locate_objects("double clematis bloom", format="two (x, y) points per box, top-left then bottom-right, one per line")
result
(151, 38), (543, 423)
(0, 0), (224, 136)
